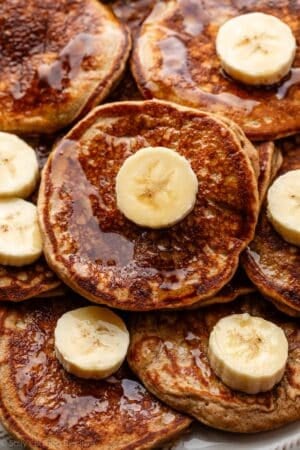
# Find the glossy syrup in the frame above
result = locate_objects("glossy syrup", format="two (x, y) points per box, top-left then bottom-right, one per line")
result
(37, 33), (97, 92)
(157, 35), (260, 112)
(147, 0), (300, 111)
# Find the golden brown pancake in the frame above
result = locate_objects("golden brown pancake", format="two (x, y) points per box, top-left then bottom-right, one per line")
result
(132, 0), (300, 140)
(0, 0), (131, 134)
(242, 141), (300, 316)
(185, 142), (278, 310)
(0, 258), (60, 302)
(128, 295), (300, 433)
(38, 100), (259, 310)
(0, 297), (191, 449)
(186, 267), (255, 309)
(256, 141), (283, 205)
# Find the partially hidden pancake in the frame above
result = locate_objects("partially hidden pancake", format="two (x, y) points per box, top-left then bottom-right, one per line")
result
(38, 100), (259, 310)
(0, 297), (191, 450)
(242, 141), (300, 316)
(0, 259), (60, 302)
(256, 141), (283, 205)
(128, 295), (300, 433)
(0, 0), (131, 134)
(0, 134), (61, 302)
(132, 0), (300, 140)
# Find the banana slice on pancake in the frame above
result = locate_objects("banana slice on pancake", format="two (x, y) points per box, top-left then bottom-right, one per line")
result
(267, 170), (300, 246)
(208, 313), (288, 394)
(0, 133), (39, 198)
(0, 198), (42, 266)
(116, 146), (198, 228)
(216, 13), (296, 86)
(55, 306), (130, 379)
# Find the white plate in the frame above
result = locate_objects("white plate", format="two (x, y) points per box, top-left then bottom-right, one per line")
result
(171, 422), (300, 450)
(1, 420), (299, 449)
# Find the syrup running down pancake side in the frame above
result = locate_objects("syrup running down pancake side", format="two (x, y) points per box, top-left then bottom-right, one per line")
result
(132, 0), (300, 140)
(0, 0), (131, 134)
(242, 138), (300, 316)
(128, 295), (300, 433)
(0, 297), (191, 450)
(38, 100), (259, 310)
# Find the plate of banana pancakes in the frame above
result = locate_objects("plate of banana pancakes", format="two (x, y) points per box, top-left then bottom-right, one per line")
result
(0, 0), (299, 449)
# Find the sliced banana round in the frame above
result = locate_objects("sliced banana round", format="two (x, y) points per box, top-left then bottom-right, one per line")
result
(116, 146), (198, 229)
(0, 132), (39, 199)
(0, 198), (42, 266)
(216, 12), (296, 86)
(267, 170), (300, 246)
(55, 306), (130, 379)
(208, 313), (288, 394)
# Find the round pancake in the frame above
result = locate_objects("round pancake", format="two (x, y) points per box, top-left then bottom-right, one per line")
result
(242, 143), (300, 316)
(0, 297), (191, 450)
(0, 258), (60, 302)
(128, 295), (300, 433)
(0, 0), (131, 134)
(38, 100), (259, 310)
(131, 0), (300, 140)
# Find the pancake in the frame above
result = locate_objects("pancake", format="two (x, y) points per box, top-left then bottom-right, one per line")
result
(0, 297), (191, 450)
(185, 142), (278, 310)
(186, 267), (255, 309)
(256, 142), (283, 205)
(128, 295), (300, 433)
(0, 0), (131, 134)
(242, 142), (300, 317)
(131, 0), (300, 141)
(38, 100), (259, 310)
(0, 258), (60, 302)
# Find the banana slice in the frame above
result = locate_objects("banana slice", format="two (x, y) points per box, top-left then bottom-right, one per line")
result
(0, 132), (39, 199)
(116, 146), (198, 228)
(55, 306), (130, 379)
(267, 169), (300, 246)
(208, 313), (288, 394)
(216, 12), (296, 86)
(0, 198), (42, 266)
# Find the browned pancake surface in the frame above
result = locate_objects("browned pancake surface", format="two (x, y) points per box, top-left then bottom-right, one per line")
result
(0, 297), (191, 450)
(242, 141), (300, 316)
(128, 295), (300, 433)
(38, 100), (259, 310)
(132, 0), (300, 140)
(0, 0), (130, 134)
(0, 258), (60, 302)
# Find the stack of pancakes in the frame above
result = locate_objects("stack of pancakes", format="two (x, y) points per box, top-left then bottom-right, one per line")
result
(0, 1), (299, 448)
